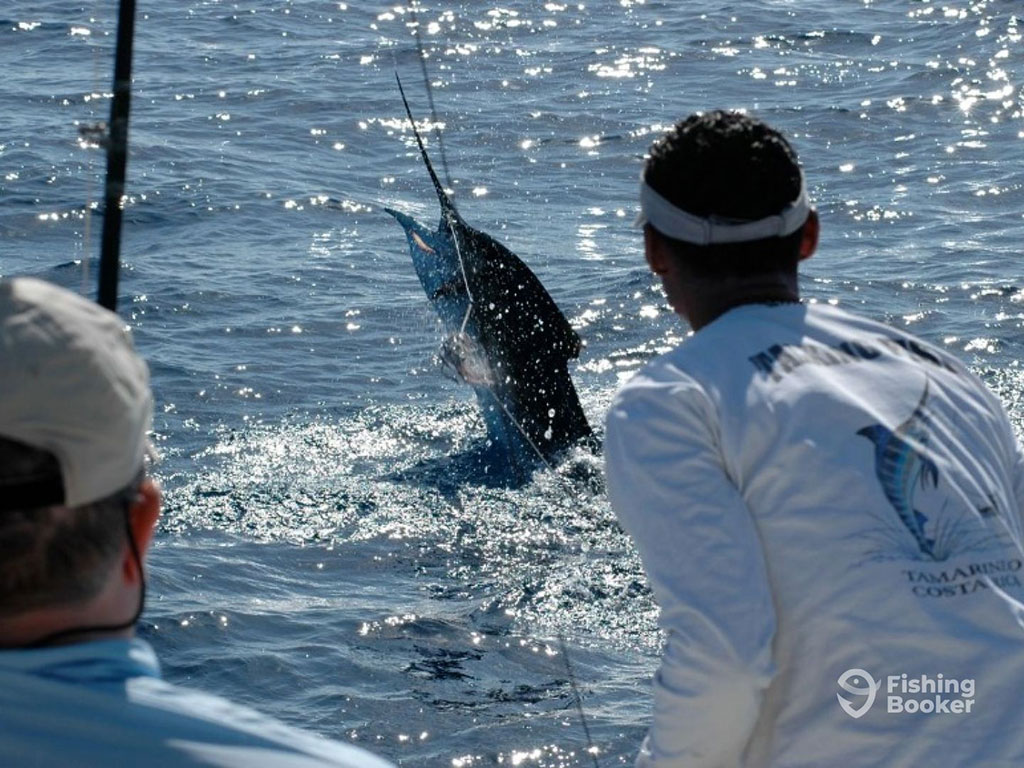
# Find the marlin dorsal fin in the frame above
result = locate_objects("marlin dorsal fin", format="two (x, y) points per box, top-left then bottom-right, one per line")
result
(395, 72), (458, 221)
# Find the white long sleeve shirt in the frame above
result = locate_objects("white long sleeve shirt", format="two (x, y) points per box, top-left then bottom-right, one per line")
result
(605, 302), (1024, 767)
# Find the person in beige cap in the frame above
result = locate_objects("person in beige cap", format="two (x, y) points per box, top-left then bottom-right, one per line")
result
(0, 277), (394, 767)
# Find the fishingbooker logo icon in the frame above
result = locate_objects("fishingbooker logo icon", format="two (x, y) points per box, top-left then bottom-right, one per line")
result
(837, 669), (879, 719)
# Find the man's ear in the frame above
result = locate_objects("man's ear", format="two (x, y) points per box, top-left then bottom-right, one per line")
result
(798, 209), (819, 262)
(644, 226), (671, 275)
(123, 478), (161, 582)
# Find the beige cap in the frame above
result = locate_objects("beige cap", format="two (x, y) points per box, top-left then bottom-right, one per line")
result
(0, 278), (153, 508)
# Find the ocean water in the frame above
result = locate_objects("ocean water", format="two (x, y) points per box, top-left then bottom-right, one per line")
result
(2, 0), (1024, 764)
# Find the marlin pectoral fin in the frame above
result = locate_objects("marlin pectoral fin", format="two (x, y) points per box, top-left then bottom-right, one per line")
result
(914, 509), (929, 528)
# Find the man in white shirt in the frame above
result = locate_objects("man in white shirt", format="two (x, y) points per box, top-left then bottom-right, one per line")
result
(0, 277), (394, 767)
(605, 111), (1024, 767)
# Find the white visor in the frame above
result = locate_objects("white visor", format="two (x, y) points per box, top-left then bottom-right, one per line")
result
(636, 173), (811, 245)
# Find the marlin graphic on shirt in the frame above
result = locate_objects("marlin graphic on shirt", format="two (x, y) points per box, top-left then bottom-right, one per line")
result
(858, 381), (939, 559)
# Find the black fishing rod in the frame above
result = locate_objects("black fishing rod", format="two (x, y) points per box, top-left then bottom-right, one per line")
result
(97, 0), (137, 312)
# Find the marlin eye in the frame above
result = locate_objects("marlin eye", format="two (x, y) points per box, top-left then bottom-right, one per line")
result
(412, 232), (435, 253)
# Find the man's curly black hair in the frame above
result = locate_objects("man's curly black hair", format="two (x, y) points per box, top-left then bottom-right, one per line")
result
(643, 110), (808, 278)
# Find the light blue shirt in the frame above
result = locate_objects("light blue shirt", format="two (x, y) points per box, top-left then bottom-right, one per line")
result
(0, 638), (395, 767)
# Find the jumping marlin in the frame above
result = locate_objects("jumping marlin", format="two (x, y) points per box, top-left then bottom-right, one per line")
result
(858, 380), (940, 559)
(385, 76), (593, 473)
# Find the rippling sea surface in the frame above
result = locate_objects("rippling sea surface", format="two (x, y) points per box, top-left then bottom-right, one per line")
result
(3, 0), (1024, 764)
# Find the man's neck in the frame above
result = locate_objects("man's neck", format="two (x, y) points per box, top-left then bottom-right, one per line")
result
(0, 601), (133, 649)
(686, 276), (799, 331)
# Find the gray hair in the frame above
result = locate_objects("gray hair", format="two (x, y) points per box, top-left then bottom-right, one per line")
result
(0, 437), (139, 615)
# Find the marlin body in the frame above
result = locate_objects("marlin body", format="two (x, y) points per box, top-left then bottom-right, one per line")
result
(858, 381), (940, 559)
(385, 77), (593, 472)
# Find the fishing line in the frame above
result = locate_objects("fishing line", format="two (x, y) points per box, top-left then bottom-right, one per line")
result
(558, 632), (600, 768)
(408, 3), (453, 191)
(401, 13), (600, 760)
(494, 395), (556, 473)
(403, 5), (467, 321)
(80, 138), (97, 298)
(444, 220), (474, 332)
(78, 10), (106, 296)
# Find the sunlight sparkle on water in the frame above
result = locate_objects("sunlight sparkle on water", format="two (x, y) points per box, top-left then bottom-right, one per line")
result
(510, 749), (542, 765)
(965, 338), (998, 354)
